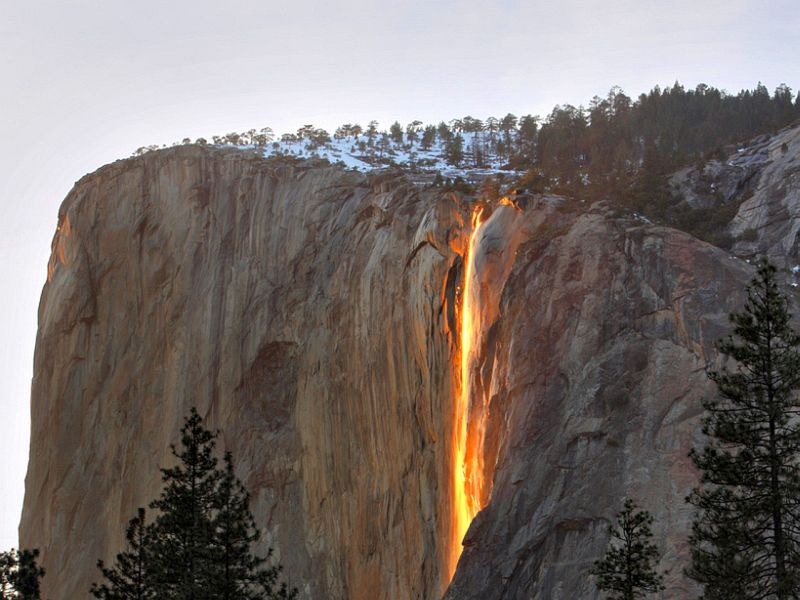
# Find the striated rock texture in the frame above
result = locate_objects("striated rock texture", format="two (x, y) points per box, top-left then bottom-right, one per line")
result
(670, 122), (800, 268)
(22, 147), (468, 599)
(727, 124), (800, 268)
(22, 137), (800, 599)
(446, 199), (754, 599)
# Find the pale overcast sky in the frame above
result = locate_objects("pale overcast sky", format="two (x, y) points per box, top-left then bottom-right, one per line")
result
(1, 0), (798, 550)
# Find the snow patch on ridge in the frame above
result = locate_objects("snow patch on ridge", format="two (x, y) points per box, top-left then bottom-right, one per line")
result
(238, 132), (521, 183)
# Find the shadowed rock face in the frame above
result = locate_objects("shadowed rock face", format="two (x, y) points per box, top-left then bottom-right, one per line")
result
(21, 143), (776, 599)
(446, 202), (753, 599)
(727, 125), (800, 267)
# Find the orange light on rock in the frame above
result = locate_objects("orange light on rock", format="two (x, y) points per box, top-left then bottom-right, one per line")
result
(449, 205), (486, 581)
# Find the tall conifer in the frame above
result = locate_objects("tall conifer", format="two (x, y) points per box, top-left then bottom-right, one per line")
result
(688, 259), (800, 598)
(591, 498), (664, 599)
(0, 549), (44, 600)
(90, 508), (153, 600)
(148, 409), (221, 599)
(92, 408), (296, 599)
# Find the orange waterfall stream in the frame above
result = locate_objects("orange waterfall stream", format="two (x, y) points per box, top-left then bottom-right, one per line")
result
(448, 206), (489, 580)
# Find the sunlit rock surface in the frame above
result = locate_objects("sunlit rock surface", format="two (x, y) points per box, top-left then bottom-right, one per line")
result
(22, 147), (466, 599)
(24, 139), (800, 599)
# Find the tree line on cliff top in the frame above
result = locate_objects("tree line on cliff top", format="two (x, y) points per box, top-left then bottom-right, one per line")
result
(133, 81), (800, 251)
(136, 82), (800, 187)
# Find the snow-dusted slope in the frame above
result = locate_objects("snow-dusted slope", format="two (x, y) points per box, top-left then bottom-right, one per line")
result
(256, 131), (519, 183)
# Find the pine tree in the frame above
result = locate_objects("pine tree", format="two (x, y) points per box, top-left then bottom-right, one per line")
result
(90, 508), (153, 600)
(420, 125), (436, 150)
(0, 551), (13, 599)
(389, 121), (404, 145)
(0, 549), (45, 600)
(687, 259), (800, 599)
(148, 408), (221, 599)
(444, 134), (464, 167)
(211, 452), (295, 600)
(92, 408), (296, 600)
(591, 499), (664, 599)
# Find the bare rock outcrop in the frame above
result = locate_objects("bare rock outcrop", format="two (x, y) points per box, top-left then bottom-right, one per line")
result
(669, 122), (800, 267)
(446, 200), (753, 598)
(727, 125), (800, 268)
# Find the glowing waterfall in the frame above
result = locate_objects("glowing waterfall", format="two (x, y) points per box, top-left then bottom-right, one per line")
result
(449, 206), (487, 580)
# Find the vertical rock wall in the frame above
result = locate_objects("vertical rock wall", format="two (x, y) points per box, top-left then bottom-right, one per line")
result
(21, 148), (467, 599)
(446, 200), (754, 599)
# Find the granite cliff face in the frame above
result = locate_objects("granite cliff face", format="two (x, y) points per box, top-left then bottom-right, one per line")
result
(670, 123), (800, 268)
(446, 202), (751, 598)
(23, 148), (465, 599)
(726, 125), (800, 267)
(20, 134), (800, 598)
